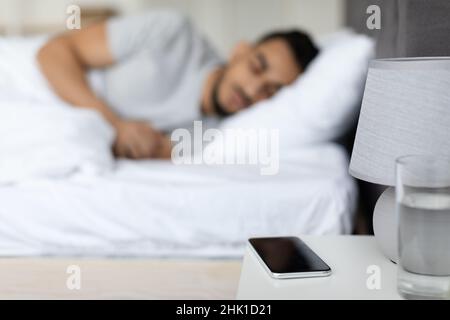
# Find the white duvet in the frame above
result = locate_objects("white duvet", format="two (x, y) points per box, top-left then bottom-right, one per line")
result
(0, 36), (357, 257)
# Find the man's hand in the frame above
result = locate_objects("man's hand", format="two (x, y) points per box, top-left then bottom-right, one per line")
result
(113, 120), (163, 159)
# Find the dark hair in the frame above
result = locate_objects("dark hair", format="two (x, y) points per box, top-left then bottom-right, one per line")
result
(259, 30), (319, 71)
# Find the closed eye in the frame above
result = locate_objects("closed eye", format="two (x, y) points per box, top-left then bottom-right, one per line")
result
(250, 57), (263, 74)
(256, 52), (268, 71)
(249, 52), (268, 75)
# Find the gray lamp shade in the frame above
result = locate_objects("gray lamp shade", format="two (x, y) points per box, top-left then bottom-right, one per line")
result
(349, 57), (450, 186)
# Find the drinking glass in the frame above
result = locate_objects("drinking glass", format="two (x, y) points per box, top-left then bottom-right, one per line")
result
(396, 155), (450, 299)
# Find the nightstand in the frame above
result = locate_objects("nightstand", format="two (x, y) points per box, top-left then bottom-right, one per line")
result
(237, 235), (402, 299)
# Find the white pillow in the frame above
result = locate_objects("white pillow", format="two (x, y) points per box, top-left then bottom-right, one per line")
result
(204, 31), (374, 158)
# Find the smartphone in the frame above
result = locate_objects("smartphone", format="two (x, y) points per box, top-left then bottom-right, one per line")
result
(248, 236), (332, 279)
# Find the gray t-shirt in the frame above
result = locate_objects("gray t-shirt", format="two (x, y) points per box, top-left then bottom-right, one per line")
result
(88, 11), (223, 132)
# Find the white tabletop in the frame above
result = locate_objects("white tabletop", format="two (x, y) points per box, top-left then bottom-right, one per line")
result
(237, 235), (402, 300)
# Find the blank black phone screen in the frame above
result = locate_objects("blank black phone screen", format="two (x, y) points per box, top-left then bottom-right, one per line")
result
(249, 237), (331, 274)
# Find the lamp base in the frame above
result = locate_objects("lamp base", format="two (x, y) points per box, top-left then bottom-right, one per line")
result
(373, 187), (398, 263)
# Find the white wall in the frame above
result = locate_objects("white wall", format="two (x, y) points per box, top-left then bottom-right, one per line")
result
(144, 0), (344, 54)
(0, 0), (344, 54)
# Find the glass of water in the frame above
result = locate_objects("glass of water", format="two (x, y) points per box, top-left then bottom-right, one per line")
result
(396, 155), (450, 300)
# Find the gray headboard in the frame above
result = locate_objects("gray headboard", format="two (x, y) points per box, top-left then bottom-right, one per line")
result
(344, 0), (450, 234)
(346, 0), (450, 58)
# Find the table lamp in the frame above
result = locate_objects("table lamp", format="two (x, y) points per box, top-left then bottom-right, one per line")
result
(349, 57), (450, 262)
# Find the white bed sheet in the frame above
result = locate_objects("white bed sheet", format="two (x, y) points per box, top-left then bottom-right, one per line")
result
(0, 145), (356, 258)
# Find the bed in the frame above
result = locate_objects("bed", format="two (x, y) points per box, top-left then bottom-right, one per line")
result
(0, 21), (363, 259)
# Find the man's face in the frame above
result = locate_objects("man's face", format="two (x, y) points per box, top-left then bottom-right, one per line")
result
(214, 38), (301, 115)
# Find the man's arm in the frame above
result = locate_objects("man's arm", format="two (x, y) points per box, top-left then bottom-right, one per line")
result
(37, 22), (119, 126)
(37, 22), (163, 159)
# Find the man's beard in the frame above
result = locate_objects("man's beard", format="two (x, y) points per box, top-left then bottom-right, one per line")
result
(211, 75), (234, 118)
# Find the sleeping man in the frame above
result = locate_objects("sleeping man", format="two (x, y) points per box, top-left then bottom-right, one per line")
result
(37, 11), (319, 160)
